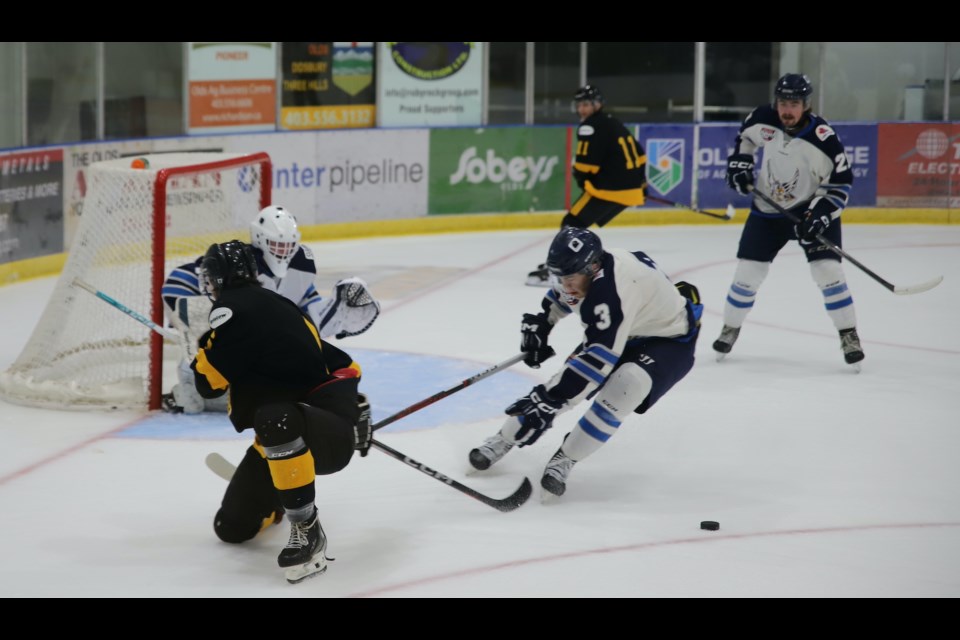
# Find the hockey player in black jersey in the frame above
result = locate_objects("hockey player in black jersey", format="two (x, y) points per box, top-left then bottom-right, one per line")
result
(482, 227), (703, 497)
(162, 205), (380, 414)
(526, 85), (647, 286)
(714, 73), (865, 369)
(190, 240), (372, 583)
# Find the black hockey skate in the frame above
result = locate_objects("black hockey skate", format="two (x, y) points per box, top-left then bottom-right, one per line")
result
(839, 328), (865, 369)
(541, 446), (577, 498)
(279, 507), (330, 583)
(712, 325), (740, 361)
(525, 263), (551, 287)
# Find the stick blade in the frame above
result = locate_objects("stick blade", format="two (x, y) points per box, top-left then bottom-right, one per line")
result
(894, 275), (943, 296)
(489, 477), (533, 512)
(725, 204), (736, 220)
(205, 452), (236, 481)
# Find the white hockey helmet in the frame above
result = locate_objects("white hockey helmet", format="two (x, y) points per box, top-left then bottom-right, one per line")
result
(250, 205), (301, 278)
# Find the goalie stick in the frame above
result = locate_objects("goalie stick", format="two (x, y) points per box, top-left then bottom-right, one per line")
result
(646, 194), (736, 221)
(750, 188), (943, 295)
(71, 278), (181, 341)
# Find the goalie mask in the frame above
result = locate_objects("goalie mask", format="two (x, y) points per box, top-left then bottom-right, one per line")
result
(199, 240), (259, 299)
(250, 205), (301, 278)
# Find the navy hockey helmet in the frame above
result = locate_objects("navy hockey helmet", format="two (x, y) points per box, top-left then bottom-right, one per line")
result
(774, 73), (813, 108)
(574, 84), (604, 105)
(200, 240), (259, 297)
(546, 227), (603, 277)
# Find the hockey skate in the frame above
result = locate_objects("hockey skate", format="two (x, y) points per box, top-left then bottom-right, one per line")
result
(712, 325), (741, 361)
(541, 446), (577, 498)
(839, 328), (865, 371)
(160, 393), (183, 414)
(525, 263), (551, 287)
(468, 433), (514, 471)
(279, 507), (330, 584)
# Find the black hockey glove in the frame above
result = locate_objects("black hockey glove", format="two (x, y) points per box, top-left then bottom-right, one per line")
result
(796, 210), (831, 244)
(354, 393), (372, 457)
(520, 313), (556, 369)
(506, 384), (565, 447)
(725, 153), (755, 196)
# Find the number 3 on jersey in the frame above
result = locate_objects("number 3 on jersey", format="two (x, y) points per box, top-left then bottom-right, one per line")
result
(591, 302), (611, 330)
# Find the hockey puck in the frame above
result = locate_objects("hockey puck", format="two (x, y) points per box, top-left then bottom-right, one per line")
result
(700, 520), (720, 531)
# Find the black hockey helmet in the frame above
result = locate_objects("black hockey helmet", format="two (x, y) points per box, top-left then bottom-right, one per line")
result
(200, 240), (259, 297)
(546, 227), (603, 277)
(774, 73), (813, 108)
(574, 84), (603, 105)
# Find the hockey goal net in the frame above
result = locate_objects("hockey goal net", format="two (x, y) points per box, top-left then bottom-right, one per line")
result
(0, 151), (272, 411)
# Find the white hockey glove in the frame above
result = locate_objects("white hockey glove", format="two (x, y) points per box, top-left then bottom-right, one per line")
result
(317, 277), (381, 340)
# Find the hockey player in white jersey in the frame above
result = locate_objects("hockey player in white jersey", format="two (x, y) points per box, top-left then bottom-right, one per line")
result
(715, 73), (864, 368)
(469, 227), (703, 497)
(161, 205), (380, 413)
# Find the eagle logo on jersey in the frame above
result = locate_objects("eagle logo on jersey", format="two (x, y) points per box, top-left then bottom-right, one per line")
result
(760, 127), (776, 142)
(816, 125), (835, 141)
(769, 168), (801, 205)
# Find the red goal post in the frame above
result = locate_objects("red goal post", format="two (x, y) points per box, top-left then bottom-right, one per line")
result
(0, 151), (272, 411)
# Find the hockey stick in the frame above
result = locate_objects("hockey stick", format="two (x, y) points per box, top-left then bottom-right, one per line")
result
(205, 446), (532, 513)
(370, 438), (532, 512)
(750, 188), (943, 295)
(71, 278), (181, 341)
(646, 194), (735, 220)
(373, 353), (526, 433)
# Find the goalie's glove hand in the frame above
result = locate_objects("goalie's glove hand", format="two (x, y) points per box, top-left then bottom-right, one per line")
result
(330, 277), (381, 339)
(520, 313), (555, 369)
(725, 153), (755, 196)
(506, 384), (565, 447)
(795, 210), (831, 244)
(354, 393), (372, 457)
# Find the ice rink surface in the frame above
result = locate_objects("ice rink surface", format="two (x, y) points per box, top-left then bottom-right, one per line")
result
(1, 223), (958, 598)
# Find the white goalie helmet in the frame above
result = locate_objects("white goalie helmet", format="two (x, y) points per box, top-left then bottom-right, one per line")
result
(250, 205), (302, 278)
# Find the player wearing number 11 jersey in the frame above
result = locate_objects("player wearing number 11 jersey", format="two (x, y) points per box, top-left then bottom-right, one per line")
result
(526, 85), (647, 286)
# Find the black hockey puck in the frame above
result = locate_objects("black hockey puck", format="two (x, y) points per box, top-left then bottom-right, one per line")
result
(700, 520), (720, 531)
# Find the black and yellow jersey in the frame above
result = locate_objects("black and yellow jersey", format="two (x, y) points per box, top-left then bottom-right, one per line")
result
(572, 110), (647, 206)
(191, 282), (360, 432)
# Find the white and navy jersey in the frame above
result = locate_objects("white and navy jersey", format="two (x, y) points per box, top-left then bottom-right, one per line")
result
(735, 105), (853, 221)
(538, 248), (693, 404)
(162, 245), (325, 328)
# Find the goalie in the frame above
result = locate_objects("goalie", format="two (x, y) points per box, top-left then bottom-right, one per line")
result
(160, 205), (381, 414)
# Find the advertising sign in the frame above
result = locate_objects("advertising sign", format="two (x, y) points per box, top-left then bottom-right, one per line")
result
(428, 127), (566, 214)
(636, 124), (695, 208)
(188, 42), (277, 134)
(0, 149), (64, 263)
(378, 42), (483, 127)
(281, 42), (376, 130)
(877, 123), (960, 207)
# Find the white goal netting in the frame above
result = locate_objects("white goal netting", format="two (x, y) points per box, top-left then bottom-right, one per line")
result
(0, 152), (272, 410)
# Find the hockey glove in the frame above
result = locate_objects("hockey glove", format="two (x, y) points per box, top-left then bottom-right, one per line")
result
(506, 384), (565, 447)
(796, 210), (831, 244)
(520, 313), (556, 369)
(725, 153), (755, 196)
(354, 393), (372, 457)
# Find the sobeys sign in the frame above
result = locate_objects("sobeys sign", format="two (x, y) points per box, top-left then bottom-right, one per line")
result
(428, 128), (567, 214)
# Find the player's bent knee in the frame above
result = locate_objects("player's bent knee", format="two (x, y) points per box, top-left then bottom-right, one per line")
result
(599, 363), (653, 417)
(253, 402), (305, 446)
(298, 404), (354, 474)
(213, 508), (261, 544)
